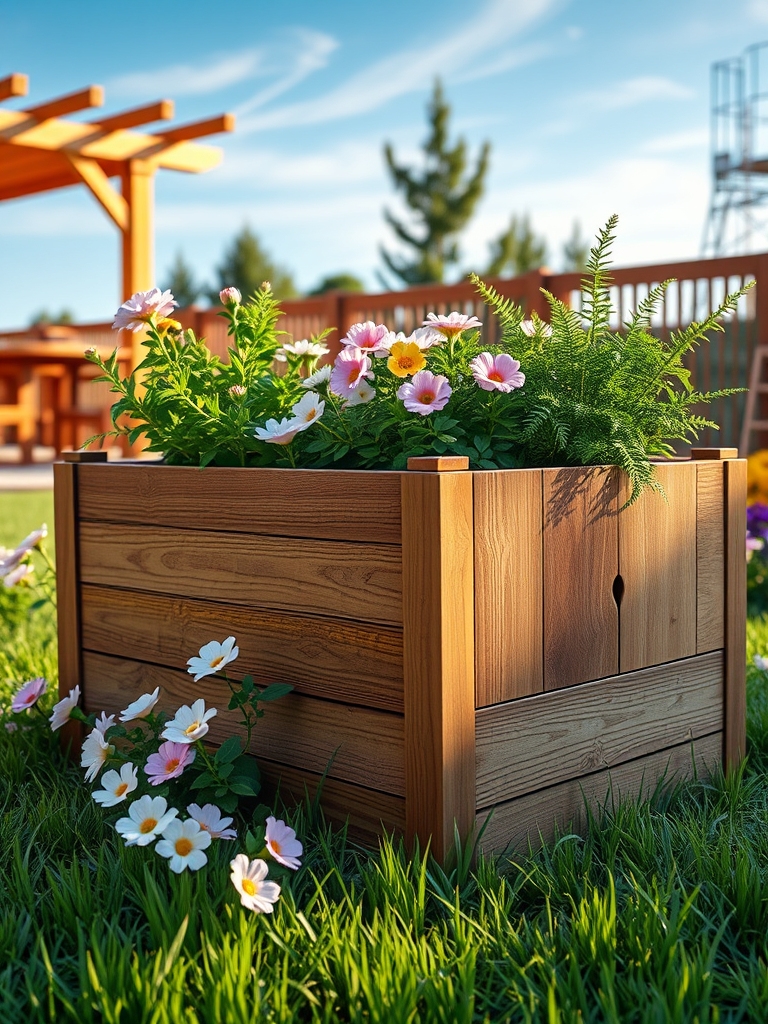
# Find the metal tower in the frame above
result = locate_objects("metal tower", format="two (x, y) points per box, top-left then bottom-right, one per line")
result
(702, 42), (768, 256)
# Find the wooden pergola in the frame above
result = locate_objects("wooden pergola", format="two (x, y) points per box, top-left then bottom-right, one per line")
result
(0, 72), (234, 365)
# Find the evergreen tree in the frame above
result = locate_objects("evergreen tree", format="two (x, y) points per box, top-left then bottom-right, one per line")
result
(562, 220), (589, 272)
(380, 80), (490, 286)
(309, 272), (365, 295)
(486, 214), (548, 277)
(162, 251), (200, 308)
(210, 225), (297, 303)
(29, 308), (74, 326)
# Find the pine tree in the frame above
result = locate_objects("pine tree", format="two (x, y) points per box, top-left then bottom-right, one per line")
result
(210, 226), (297, 303)
(162, 251), (200, 308)
(562, 220), (589, 272)
(309, 272), (365, 295)
(486, 214), (548, 277)
(380, 80), (490, 286)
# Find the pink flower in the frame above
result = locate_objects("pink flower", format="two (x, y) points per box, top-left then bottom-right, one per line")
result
(254, 417), (303, 445)
(341, 321), (389, 353)
(219, 286), (242, 307)
(265, 816), (303, 870)
(397, 370), (452, 416)
(520, 319), (553, 338)
(330, 348), (374, 396)
(144, 741), (196, 786)
(3, 562), (33, 588)
(422, 312), (482, 339)
(187, 802), (238, 840)
(11, 677), (47, 713)
(113, 288), (178, 332)
(470, 352), (526, 392)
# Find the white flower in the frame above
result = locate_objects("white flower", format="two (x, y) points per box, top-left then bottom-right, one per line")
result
(13, 524), (47, 556)
(187, 802), (237, 840)
(754, 654), (768, 671)
(94, 711), (116, 736)
(92, 763), (138, 807)
(264, 816), (303, 870)
(114, 795), (178, 846)
(81, 728), (113, 783)
(302, 365), (331, 388)
(49, 686), (81, 731)
(230, 854), (281, 914)
(155, 818), (211, 873)
(290, 391), (325, 430)
(275, 339), (330, 362)
(3, 562), (33, 588)
(254, 416), (303, 445)
(161, 698), (217, 745)
(520, 319), (553, 338)
(113, 288), (177, 332)
(343, 380), (376, 407)
(119, 687), (160, 723)
(187, 637), (239, 682)
(376, 328), (442, 356)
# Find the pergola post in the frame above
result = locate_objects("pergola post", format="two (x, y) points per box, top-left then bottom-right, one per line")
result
(121, 162), (155, 368)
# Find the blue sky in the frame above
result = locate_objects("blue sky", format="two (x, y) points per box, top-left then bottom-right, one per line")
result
(2, 0), (768, 327)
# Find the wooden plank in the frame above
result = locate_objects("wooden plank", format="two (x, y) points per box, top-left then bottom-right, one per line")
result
(696, 461), (725, 653)
(476, 651), (723, 808)
(618, 462), (697, 672)
(543, 467), (619, 689)
(402, 471), (475, 861)
(474, 469), (543, 705)
(78, 522), (402, 626)
(53, 462), (83, 751)
(724, 458), (747, 770)
(691, 447), (739, 460)
(76, 464), (403, 544)
(82, 653), (405, 796)
(477, 732), (722, 854)
(406, 456), (469, 472)
(80, 585), (404, 713)
(258, 760), (405, 845)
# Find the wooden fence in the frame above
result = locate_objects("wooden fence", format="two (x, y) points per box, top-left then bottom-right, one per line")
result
(3, 252), (768, 452)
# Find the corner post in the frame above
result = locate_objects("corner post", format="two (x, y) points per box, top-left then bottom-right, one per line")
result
(723, 454), (747, 770)
(401, 456), (475, 862)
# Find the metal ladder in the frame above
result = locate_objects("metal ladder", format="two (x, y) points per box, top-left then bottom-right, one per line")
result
(740, 345), (768, 454)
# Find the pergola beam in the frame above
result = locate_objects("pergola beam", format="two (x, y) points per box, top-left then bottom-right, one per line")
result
(91, 99), (175, 132)
(24, 85), (104, 121)
(159, 112), (236, 144)
(0, 74), (28, 102)
(66, 153), (128, 230)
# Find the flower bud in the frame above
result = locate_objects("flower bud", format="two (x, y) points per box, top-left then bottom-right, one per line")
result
(219, 287), (242, 307)
(84, 346), (97, 358)
(261, 281), (271, 292)
(228, 384), (247, 399)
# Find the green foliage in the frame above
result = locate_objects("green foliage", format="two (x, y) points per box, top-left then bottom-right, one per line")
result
(381, 79), (490, 285)
(161, 250), (200, 308)
(308, 272), (366, 295)
(209, 225), (297, 303)
(472, 214), (749, 503)
(28, 308), (74, 327)
(562, 218), (590, 272)
(485, 213), (548, 276)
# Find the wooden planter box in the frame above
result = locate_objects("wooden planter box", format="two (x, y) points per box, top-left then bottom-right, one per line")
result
(54, 449), (746, 861)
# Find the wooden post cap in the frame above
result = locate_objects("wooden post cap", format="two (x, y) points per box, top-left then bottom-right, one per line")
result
(690, 447), (739, 460)
(61, 450), (109, 463)
(406, 456), (470, 472)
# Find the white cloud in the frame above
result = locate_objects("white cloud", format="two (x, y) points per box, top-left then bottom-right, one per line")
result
(574, 76), (695, 113)
(641, 127), (708, 154)
(107, 29), (336, 100)
(747, 0), (768, 22)
(237, 0), (559, 133)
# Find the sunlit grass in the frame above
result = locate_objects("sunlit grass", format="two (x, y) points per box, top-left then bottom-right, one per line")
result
(2, 490), (768, 1020)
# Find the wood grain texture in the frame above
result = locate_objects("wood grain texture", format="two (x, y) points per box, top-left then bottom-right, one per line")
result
(477, 732), (723, 854)
(61, 450), (108, 463)
(80, 585), (404, 712)
(476, 651), (723, 808)
(618, 462), (697, 672)
(474, 469), (543, 706)
(724, 458), (747, 770)
(258, 759), (405, 845)
(696, 461), (725, 653)
(53, 462), (84, 751)
(543, 467), (619, 690)
(406, 456), (469, 472)
(77, 464), (403, 544)
(82, 652), (405, 795)
(402, 471), (475, 861)
(78, 522), (402, 626)
(691, 448), (739, 460)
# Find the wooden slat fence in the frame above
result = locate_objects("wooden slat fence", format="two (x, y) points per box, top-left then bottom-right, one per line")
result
(5, 253), (768, 451)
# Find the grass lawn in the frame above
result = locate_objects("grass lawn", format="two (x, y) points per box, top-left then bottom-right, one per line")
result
(2, 491), (768, 1021)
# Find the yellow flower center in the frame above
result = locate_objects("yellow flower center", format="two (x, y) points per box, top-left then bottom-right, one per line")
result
(184, 722), (200, 736)
(210, 655), (224, 668)
(175, 837), (194, 857)
(419, 391), (436, 404)
(270, 839), (282, 855)
(303, 408), (318, 421)
(115, 782), (128, 797)
(242, 878), (257, 896)
(166, 759), (180, 772)
(140, 818), (158, 834)
(387, 342), (426, 378)
(346, 366), (360, 386)
(488, 370), (504, 382)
